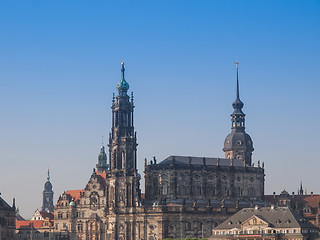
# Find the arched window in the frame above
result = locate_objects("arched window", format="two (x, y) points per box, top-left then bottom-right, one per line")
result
(186, 222), (192, 231)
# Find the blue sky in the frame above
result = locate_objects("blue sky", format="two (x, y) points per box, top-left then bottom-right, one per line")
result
(0, 0), (319, 217)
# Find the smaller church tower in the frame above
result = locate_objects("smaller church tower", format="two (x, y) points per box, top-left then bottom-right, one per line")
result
(223, 62), (254, 166)
(96, 144), (108, 174)
(41, 169), (54, 212)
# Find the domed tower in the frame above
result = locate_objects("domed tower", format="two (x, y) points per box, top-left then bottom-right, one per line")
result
(41, 169), (54, 212)
(223, 62), (254, 166)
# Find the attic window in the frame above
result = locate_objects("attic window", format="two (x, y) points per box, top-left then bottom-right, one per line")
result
(237, 220), (241, 224)
(276, 219), (281, 223)
(286, 219), (291, 223)
(228, 221), (232, 225)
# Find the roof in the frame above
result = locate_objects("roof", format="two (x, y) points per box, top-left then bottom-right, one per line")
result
(16, 220), (44, 229)
(214, 206), (316, 230)
(66, 189), (84, 202)
(40, 211), (54, 220)
(97, 170), (107, 179)
(158, 155), (249, 167)
(303, 195), (320, 208)
(265, 194), (320, 210)
(0, 196), (14, 211)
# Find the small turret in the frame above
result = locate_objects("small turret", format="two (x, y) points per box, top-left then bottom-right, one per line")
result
(96, 144), (108, 174)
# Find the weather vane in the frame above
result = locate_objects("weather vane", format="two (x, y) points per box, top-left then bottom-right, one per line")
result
(234, 61), (239, 69)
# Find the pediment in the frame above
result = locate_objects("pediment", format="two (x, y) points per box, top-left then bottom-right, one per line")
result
(242, 215), (269, 226)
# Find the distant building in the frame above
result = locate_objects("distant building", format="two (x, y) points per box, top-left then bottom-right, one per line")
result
(265, 188), (320, 228)
(210, 206), (319, 240)
(42, 169), (54, 213)
(16, 171), (55, 240)
(53, 63), (265, 239)
(16, 215), (54, 240)
(0, 195), (16, 240)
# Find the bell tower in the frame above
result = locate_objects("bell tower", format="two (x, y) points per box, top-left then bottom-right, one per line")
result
(223, 62), (254, 166)
(108, 62), (137, 176)
(106, 63), (141, 213)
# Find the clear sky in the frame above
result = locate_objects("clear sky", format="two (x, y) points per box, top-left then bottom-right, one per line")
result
(0, 0), (319, 218)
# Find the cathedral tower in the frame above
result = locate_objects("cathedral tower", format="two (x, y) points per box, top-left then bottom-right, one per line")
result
(107, 63), (140, 211)
(41, 169), (54, 212)
(108, 62), (137, 176)
(223, 62), (254, 166)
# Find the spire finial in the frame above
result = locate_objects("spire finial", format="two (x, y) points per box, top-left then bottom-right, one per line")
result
(102, 136), (104, 146)
(117, 62), (129, 94)
(47, 168), (50, 181)
(234, 61), (240, 100)
(121, 62), (125, 81)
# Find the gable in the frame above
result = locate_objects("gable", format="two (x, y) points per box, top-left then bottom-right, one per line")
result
(242, 215), (269, 227)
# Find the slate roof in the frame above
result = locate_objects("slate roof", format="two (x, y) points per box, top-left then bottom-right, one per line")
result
(0, 196), (13, 210)
(159, 155), (249, 167)
(214, 206), (316, 230)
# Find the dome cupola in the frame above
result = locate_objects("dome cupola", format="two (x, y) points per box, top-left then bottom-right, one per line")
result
(117, 62), (129, 96)
(223, 62), (254, 166)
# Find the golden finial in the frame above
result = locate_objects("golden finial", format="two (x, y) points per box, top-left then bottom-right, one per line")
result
(234, 61), (239, 69)
(121, 62), (124, 66)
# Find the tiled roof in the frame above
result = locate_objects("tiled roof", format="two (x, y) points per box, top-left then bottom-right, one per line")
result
(214, 207), (316, 230)
(303, 195), (320, 208)
(66, 190), (84, 202)
(0, 196), (13, 211)
(97, 170), (107, 179)
(16, 220), (44, 229)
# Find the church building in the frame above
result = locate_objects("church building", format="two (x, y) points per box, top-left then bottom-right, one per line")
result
(53, 63), (265, 240)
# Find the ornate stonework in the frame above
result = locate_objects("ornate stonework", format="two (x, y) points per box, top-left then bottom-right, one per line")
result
(54, 64), (265, 240)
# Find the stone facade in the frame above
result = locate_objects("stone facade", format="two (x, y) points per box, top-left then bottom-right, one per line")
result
(210, 206), (319, 240)
(265, 188), (320, 229)
(0, 195), (16, 240)
(53, 63), (265, 240)
(145, 156), (264, 202)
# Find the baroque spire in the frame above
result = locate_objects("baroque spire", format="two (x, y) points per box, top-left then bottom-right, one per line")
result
(231, 61), (245, 130)
(117, 62), (129, 96)
(223, 62), (254, 166)
(231, 61), (245, 118)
